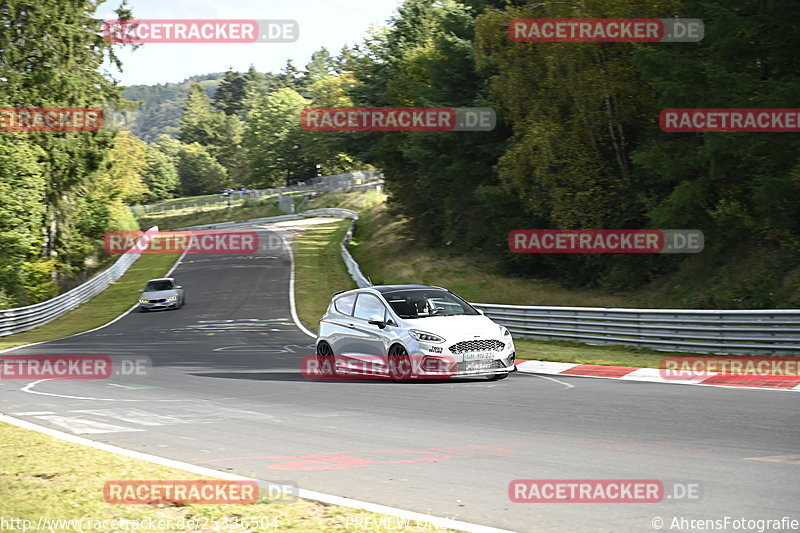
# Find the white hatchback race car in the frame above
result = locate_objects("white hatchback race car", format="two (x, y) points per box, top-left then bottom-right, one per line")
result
(315, 284), (516, 380)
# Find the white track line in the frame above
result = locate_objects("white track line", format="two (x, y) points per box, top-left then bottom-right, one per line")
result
(274, 228), (317, 339)
(0, 414), (517, 533)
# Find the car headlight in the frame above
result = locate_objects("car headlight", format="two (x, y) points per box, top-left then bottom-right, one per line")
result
(166, 296), (177, 301)
(500, 326), (511, 337)
(138, 299), (149, 304)
(410, 330), (445, 343)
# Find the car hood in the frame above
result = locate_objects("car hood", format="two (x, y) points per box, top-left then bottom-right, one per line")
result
(401, 314), (504, 341)
(141, 290), (178, 299)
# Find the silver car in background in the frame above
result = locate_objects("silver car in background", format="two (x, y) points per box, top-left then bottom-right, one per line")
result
(138, 277), (185, 312)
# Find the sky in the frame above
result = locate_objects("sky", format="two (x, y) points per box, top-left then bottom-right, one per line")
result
(96, 0), (403, 86)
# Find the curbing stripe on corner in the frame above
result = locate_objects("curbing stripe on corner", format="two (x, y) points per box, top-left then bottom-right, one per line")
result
(515, 360), (800, 392)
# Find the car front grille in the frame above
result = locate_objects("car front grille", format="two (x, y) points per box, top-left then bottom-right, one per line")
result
(449, 339), (505, 354)
(455, 360), (506, 372)
(148, 298), (166, 303)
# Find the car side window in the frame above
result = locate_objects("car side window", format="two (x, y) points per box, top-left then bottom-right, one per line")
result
(353, 293), (388, 321)
(334, 293), (357, 315)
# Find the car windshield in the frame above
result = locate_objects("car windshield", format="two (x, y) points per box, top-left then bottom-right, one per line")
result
(144, 280), (173, 291)
(384, 290), (478, 319)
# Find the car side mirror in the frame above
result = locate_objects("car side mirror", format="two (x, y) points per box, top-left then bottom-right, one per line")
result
(138, 289), (144, 293)
(175, 286), (183, 289)
(367, 314), (387, 329)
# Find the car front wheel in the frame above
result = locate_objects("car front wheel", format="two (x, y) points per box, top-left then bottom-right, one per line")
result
(388, 344), (413, 381)
(316, 342), (337, 377)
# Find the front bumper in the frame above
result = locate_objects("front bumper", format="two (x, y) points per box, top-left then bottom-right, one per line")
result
(139, 301), (177, 311)
(412, 350), (516, 378)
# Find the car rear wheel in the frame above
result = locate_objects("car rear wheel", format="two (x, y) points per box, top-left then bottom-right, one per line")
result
(388, 344), (413, 381)
(316, 342), (337, 377)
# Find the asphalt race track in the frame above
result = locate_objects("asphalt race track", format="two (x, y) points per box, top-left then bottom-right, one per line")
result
(1, 222), (798, 532)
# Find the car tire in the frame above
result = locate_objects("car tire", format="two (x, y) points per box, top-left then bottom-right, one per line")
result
(316, 342), (337, 377)
(487, 373), (509, 381)
(388, 344), (413, 381)
(139, 307), (147, 313)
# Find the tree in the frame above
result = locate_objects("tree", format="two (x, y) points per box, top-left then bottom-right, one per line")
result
(0, 0), (136, 294)
(0, 139), (48, 306)
(176, 143), (229, 195)
(179, 83), (248, 184)
(304, 48), (336, 84)
(344, 0), (514, 251)
(179, 84), (220, 146)
(141, 145), (180, 201)
(243, 88), (316, 186)
(214, 69), (247, 116)
(276, 59), (306, 91)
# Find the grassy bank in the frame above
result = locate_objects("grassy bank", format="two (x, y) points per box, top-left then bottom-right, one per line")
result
(0, 254), (179, 353)
(0, 422), (450, 532)
(292, 221), (357, 334)
(305, 191), (637, 308)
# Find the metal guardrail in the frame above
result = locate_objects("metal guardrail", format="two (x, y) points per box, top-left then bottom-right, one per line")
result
(469, 304), (800, 355)
(324, 209), (800, 355)
(0, 227), (159, 337)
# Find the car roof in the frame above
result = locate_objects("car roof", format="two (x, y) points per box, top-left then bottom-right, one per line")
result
(146, 278), (175, 283)
(370, 284), (445, 293)
(333, 284), (445, 297)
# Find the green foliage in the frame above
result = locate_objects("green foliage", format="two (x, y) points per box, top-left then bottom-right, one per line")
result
(0, 0), (141, 305)
(176, 143), (229, 196)
(122, 73), (226, 142)
(141, 145), (180, 202)
(213, 69), (248, 116)
(243, 88), (317, 186)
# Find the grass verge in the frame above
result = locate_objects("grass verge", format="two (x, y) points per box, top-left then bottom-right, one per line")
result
(0, 421), (452, 532)
(292, 221), (356, 334)
(0, 254), (179, 353)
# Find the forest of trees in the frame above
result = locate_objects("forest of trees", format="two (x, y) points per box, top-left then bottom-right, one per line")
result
(1, 0), (799, 309)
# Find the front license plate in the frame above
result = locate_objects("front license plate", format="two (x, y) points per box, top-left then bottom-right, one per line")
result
(464, 352), (494, 361)
(466, 361), (494, 371)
